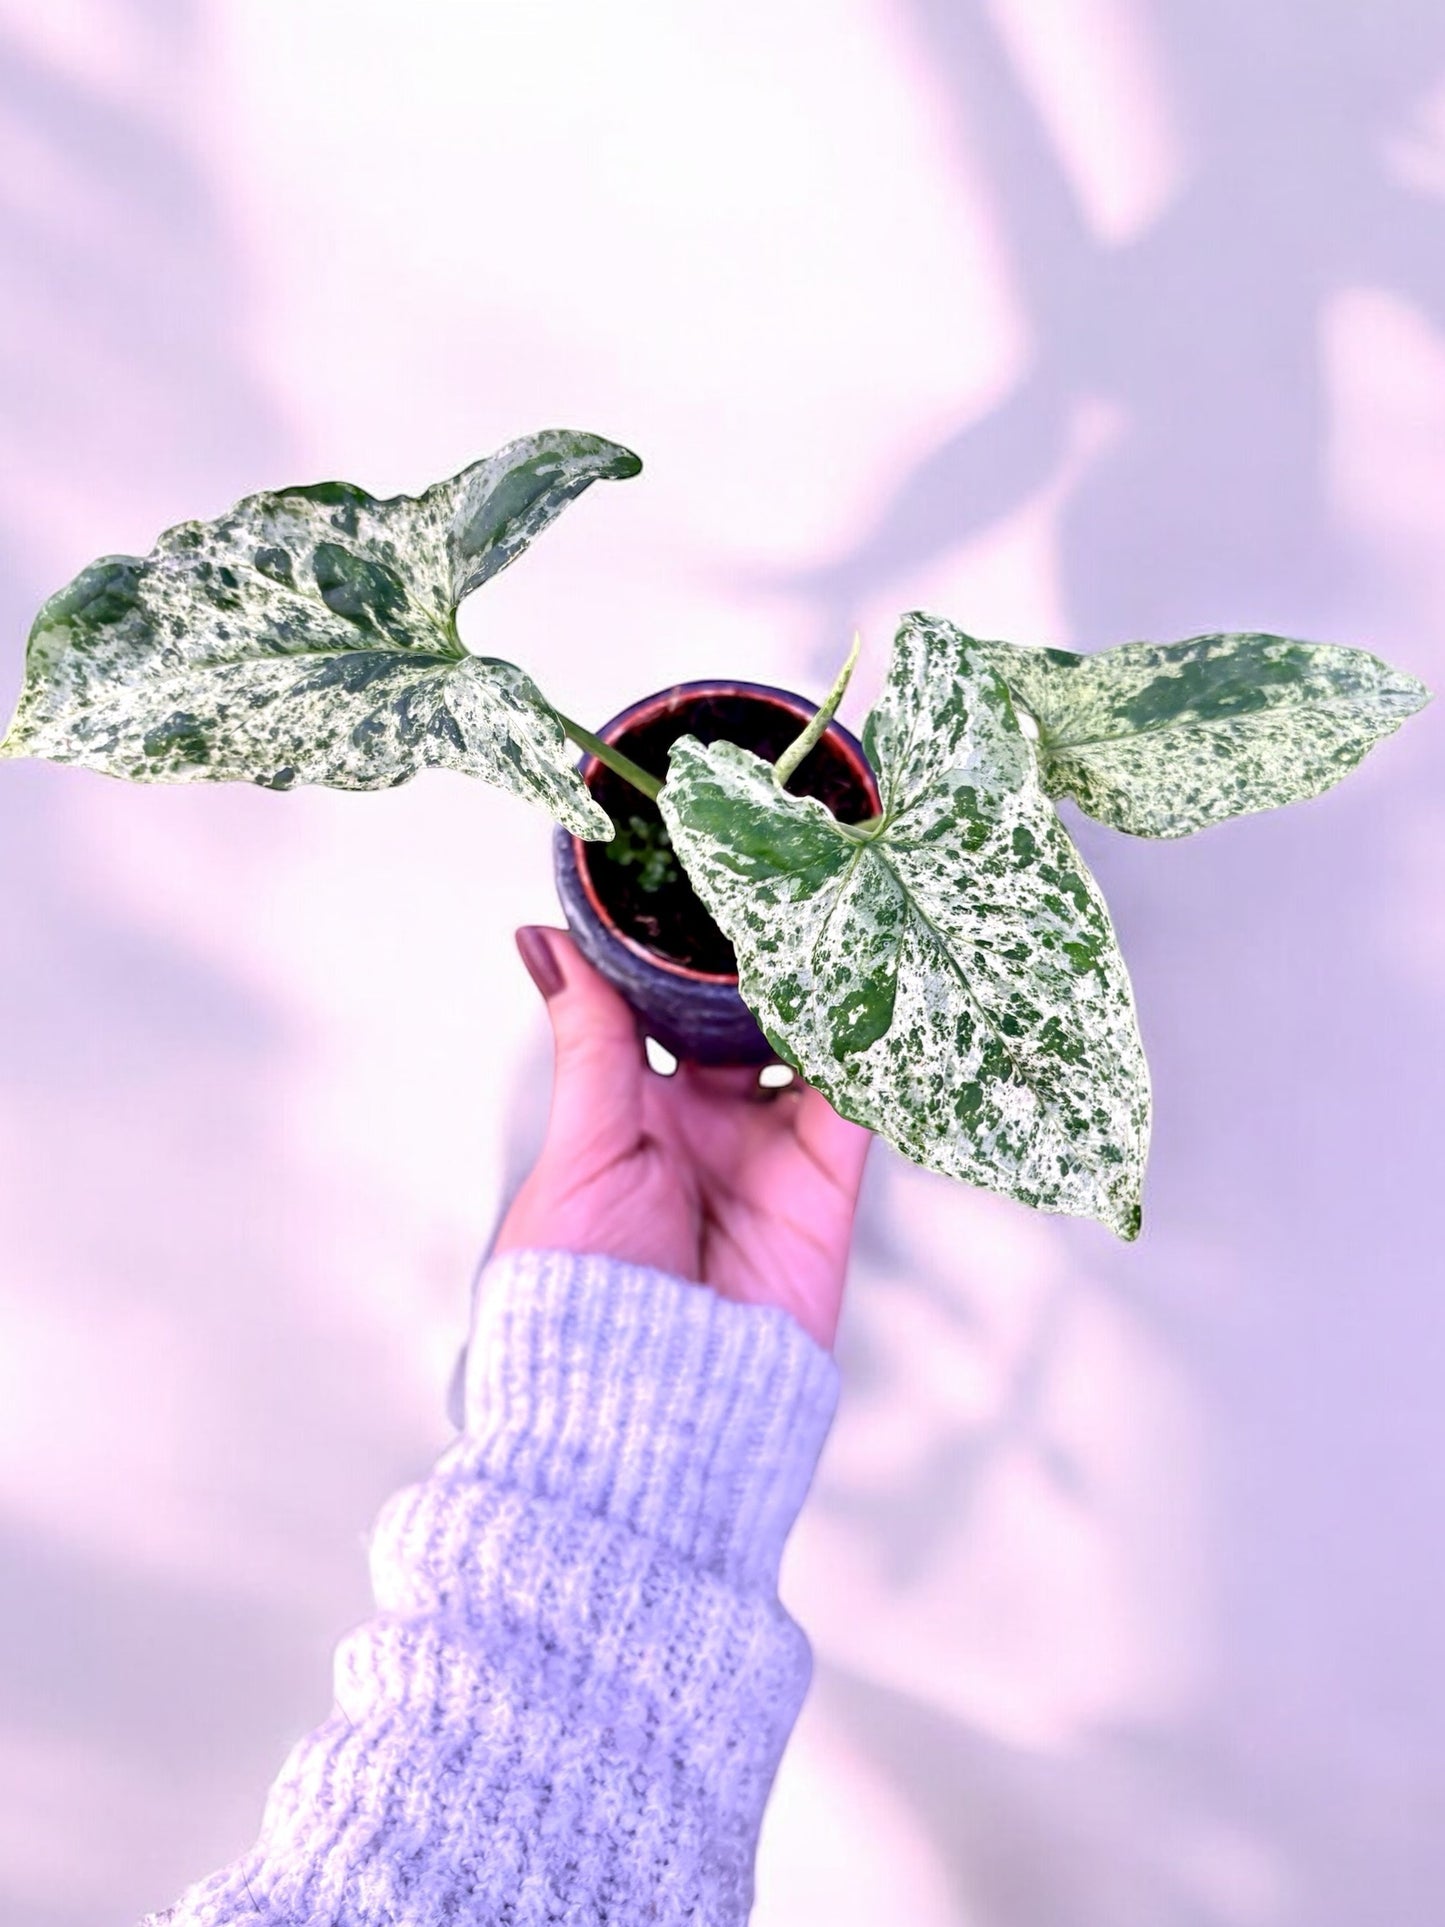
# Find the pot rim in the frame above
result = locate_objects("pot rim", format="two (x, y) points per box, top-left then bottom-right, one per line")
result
(569, 678), (881, 986)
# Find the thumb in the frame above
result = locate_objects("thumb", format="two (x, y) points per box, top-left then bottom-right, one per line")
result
(515, 925), (645, 1161)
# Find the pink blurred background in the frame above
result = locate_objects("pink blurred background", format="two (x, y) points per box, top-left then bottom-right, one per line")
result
(2, 3), (1443, 1920)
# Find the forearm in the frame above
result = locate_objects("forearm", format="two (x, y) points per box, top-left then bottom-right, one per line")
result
(143, 1249), (839, 1926)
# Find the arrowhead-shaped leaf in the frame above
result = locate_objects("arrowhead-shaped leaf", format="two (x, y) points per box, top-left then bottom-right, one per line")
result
(1, 429), (642, 837)
(972, 629), (1432, 838)
(658, 613), (1151, 1240)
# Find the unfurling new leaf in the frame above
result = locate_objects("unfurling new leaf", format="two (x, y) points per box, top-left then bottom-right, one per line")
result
(972, 629), (1432, 837)
(0, 430), (643, 838)
(659, 613), (1152, 1240)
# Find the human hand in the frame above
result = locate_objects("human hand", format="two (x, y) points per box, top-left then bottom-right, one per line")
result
(492, 926), (872, 1351)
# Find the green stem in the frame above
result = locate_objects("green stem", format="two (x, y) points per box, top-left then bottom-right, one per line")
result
(555, 711), (662, 803)
(774, 632), (862, 791)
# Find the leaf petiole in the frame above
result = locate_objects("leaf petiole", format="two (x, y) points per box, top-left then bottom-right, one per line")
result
(554, 711), (662, 802)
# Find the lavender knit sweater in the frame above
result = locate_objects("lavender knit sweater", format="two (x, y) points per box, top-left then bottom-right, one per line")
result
(141, 1247), (841, 1925)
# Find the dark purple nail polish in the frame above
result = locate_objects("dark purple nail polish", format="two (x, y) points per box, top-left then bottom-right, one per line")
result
(515, 926), (564, 1000)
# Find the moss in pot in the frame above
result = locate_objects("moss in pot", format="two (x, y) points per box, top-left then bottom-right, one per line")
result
(1, 428), (1430, 1243)
(554, 682), (881, 1066)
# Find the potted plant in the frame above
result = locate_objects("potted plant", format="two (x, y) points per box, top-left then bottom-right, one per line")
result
(2, 430), (1429, 1242)
(553, 675), (882, 1068)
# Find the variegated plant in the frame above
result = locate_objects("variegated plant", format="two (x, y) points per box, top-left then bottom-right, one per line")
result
(2, 431), (642, 837)
(3, 434), (1431, 1240)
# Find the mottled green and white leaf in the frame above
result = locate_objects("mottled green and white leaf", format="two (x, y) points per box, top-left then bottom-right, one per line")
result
(971, 628), (1431, 838)
(0, 429), (643, 836)
(659, 613), (1151, 1239)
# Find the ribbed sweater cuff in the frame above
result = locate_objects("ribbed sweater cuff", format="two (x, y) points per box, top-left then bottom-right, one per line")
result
(456, 1248), (840, 1589)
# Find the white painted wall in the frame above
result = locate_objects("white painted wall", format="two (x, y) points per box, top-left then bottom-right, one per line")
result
(1, 4), (1441, 1920)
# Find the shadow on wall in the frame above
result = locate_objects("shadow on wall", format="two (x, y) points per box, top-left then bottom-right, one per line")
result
(780, 2), (1445, 1922)
(0, 9), (422, 1923)
(4, 1), (1445, 1922)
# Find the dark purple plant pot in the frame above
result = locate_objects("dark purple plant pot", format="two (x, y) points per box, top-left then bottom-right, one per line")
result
(553, 680), (882, 1066)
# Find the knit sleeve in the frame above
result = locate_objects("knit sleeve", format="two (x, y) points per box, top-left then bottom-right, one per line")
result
(141, 1248), (841, 1926)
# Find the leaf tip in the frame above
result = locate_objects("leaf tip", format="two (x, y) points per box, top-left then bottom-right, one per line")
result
(577, 802), (617, 842)
(565, 431), (642, 480)
(1115, 1195), (1144, 1242)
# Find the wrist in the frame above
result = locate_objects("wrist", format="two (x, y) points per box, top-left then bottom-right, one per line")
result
(456, 1246), (841, 1586)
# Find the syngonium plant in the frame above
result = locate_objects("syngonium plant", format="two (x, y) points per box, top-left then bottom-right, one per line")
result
(3, 429), (1431, 1242)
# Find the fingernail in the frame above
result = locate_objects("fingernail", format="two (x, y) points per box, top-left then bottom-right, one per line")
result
(515, 925), (565, 1000)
